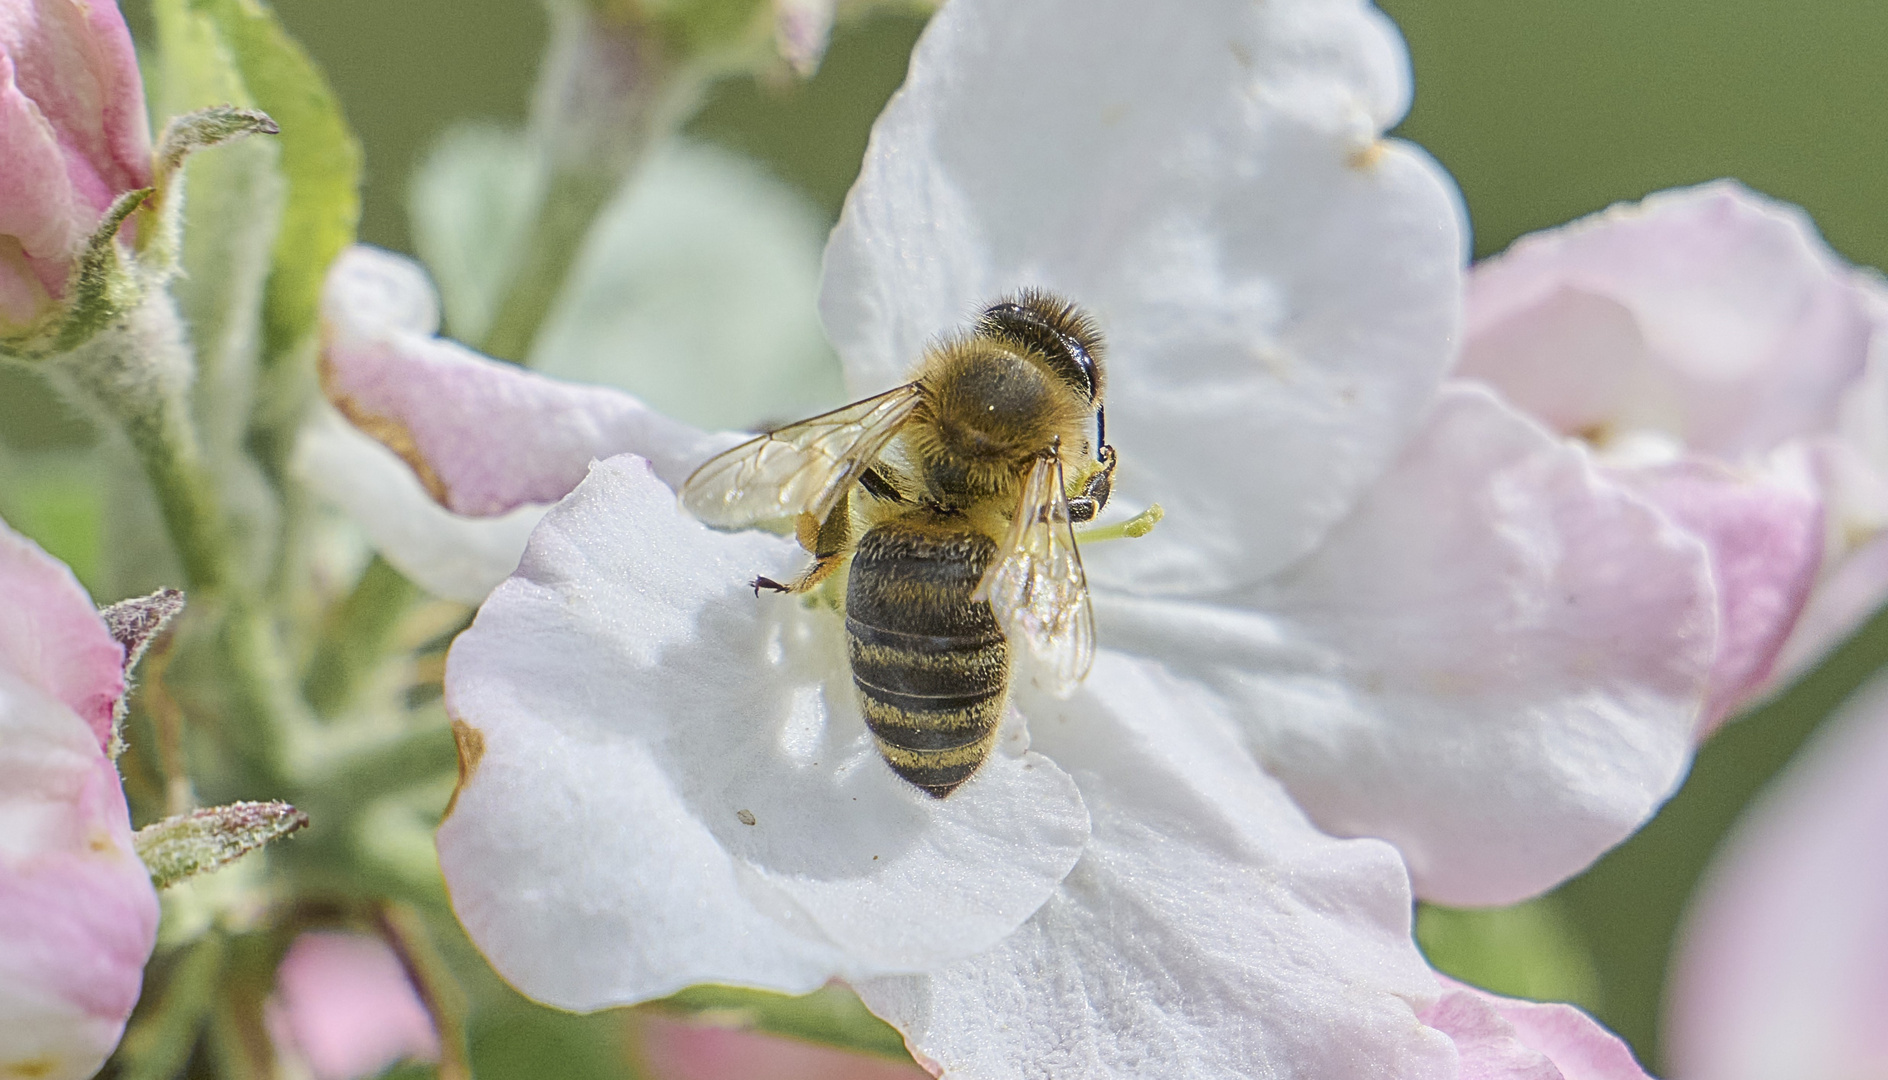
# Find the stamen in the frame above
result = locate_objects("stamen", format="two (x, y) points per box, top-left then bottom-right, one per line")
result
(1077, 504), (1164, 543)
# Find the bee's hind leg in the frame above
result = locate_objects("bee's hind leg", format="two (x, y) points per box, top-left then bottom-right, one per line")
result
(753, 492), (853, 597)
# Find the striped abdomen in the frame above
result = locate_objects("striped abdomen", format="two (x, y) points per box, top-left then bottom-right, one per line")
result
(845, 515), (1009, 798)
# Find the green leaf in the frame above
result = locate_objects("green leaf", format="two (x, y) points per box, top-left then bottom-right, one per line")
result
(649, 983), (910, 1060)
(190, 0), (362, 366)
(1417, 895), (1602, 1009)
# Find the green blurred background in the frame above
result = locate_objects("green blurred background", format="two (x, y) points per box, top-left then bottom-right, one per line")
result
(8, 0), (1888, 1072)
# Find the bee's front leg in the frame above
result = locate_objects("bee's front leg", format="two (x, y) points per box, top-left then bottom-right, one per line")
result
(1067, 445), (1118, 523)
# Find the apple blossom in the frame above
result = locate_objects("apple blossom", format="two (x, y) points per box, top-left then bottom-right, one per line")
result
(1420, 977), (1652, 1080)
(323, 0), (1732, 1074)
(0, 515), (158, 1080)
(266, 932), (441, 1080)
(1664, 671), (1888, 1080)
(0, 0), (152, 339)
(1459, 183), (1885, 729)
(1775, 275), (1888, 675)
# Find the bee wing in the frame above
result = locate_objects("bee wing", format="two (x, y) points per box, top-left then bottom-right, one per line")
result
(975, 449), (1096, 695)
(679, 383), (923, 529)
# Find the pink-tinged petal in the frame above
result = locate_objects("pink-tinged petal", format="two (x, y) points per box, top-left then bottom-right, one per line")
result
(634, 1014), (927, 1080)
(0, 235), (56, 326)
(437, 455), (1089, 1010)
(858, 653), (1456, 1080)
(1099, 384), (1716, 905)
(1607, 455), (1823, 733)
(321, 246), (730, 517)
(295, 406), (546, 605)
(1462, 182), (1873, 458)
(0, 668), (158, 1080)
(266, 932), (439, 1080)
(0, 52), (85, 297)
(1666, 672), (1888, 1080)
(0, 0), (151, 202)
(1423, 977), (1652, 1080)
(1775, 529), (1888, 681)
(824, 0), (1466, 595)
(0, 515), (124, 747)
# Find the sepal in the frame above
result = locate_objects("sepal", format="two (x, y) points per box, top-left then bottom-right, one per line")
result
(101, 588), (188, 679)
(138, 106), (282, 275)
(132, 800), (309, 889)
(99, 587), (188, 758)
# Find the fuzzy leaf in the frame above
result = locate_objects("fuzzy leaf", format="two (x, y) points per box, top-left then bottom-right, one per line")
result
(190, 0), (362, 365)
(132, 800), (309, 888)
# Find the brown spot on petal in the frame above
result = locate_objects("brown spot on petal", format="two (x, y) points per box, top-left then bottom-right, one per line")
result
(1348, 141), (1387, 170)
(319, 351), (452, 508)
(88, 831), (114, 854)
(6, 1057), (58, 1078)
(736, 809), (756, 826)
(444, 717), (486, 821)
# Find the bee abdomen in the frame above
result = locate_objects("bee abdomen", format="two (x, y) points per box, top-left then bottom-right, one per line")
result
(846, 518), (1009, 798)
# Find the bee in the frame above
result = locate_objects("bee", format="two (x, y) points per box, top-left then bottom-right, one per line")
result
(679, 291), (1118, 797)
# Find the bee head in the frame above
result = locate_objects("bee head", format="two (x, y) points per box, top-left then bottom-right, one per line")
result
(976, 290), (1106, 406)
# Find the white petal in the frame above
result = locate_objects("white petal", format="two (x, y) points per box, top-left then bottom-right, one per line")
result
(858, 653), (1455, 1080)
(322, 243), (442, 339)
(822, 0), (1466, 593)
(437, 457), (1088, 1009)
(293, 407), (544, 604)
(1098, 384), (1716, 905)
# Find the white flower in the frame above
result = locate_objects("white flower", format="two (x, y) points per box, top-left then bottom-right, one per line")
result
(318, 0), (1715, 1073)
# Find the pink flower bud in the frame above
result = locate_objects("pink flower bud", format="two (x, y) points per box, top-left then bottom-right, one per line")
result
(266, 933), (440, 1080)
(0, 0), (153, 333)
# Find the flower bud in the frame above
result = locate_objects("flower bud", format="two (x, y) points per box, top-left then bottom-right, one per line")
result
(0, 0), (153, 340)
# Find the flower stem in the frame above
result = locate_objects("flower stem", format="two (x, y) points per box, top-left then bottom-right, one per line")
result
(479, 2), (701, 362)
(378, 899), (474, 1080)
(56, 297), (233, 593)
(478, 170), (621, 363)
(302, 553), (424, 718)
(55, 294), (302, 790)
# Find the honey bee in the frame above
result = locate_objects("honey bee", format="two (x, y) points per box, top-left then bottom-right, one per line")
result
(679, 291), (1119, 797)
